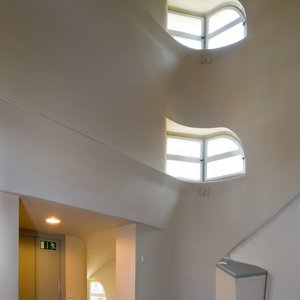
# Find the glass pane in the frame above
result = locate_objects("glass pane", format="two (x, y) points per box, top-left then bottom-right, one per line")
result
(90, 282), (105, 294)
(167, 137), (201, 158)
(206, 155), (244, 180)
(167, 160), (201, 181)
(207, 137), (239, 157)
(172, 36), (203, 50)
(91, 297), (105, 300)
(208, 22), (245, 49)
(208, 9), (241, 34)
(168, 12), (203, 36)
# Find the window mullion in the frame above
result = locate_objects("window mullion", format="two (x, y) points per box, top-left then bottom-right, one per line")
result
(206, 149), (242, 162)
(168, 29), (203, 41)
(167, 154), (201, 163)
(207, 16), (244, 39)
(202, 139), (207, 181)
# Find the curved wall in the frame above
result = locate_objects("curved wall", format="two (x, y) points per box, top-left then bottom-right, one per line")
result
(161, 0), (300, 298)
(0, 0), (173, 171)
(0, 0), (299, 299)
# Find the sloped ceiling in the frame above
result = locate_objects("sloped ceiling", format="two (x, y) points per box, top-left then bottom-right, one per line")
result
(20, 197), (131, 240)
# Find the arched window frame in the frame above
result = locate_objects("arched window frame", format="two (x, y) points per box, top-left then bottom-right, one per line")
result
(88, 280), (106, 300)
(166, 133), (246, 182)
(167, 10), (205, 50)
(204, 134), (246, 181)
(167, 5), (246, 50)
(205, 6), (247, 49)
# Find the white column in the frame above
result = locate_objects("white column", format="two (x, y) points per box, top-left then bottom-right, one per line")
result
(0, 192), (19, 300)
(116, 224), (136, 300)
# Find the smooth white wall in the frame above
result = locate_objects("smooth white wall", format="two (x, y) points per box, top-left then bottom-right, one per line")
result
(0, 192), (19, 300)
(159, 0), (300, 298)
(0, 98), (178, 228)
(231, 194), (300, 300)
(0, 0), (174, 171)
(135, 224), (171, 300)
(0, 0), (299, 299)
(116, 224), (136, 300)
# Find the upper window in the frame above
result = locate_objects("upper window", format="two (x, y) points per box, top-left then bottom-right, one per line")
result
(167, 6), (246, 50)
(166, 134), (245, 182)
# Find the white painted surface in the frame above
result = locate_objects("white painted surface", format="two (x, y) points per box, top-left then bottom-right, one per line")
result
(231, 195), (300, 300)
(116, 224), (136, 300)
(0, 0), (299, 299)
(0, 192), (19, 300)
(0, 99), (179, 228)
(216, 267), (266, 300)
(216, 268), (236, 300)
(236, 275), (266, 300)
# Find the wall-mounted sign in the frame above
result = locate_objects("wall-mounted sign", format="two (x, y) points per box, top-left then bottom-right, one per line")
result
(40, 240), (57, 250)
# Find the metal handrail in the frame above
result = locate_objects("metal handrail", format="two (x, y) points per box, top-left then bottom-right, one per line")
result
(224, 192), (300, 258)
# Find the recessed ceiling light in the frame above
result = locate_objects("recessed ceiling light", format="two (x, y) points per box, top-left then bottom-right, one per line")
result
(46, 217), (61, 225)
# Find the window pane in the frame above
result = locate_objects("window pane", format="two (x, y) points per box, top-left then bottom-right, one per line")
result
(167, 160), (201, 181)
(90, 282), (105, 294)
(167, 137), (201, 158)
(206, 155), (244, 180)
(208, 9), (241, 34)
(207, 137), (239, 157)
(208, 22), (245, 49)
(172, 36), (203, 50)
(168, 12), (203, 36)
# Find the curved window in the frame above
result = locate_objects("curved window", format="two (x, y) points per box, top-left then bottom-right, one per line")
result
(207, 8), (246, 49)
(166, 134), (245, 182)
(167, 11), (204, 50)
(205, 136), (245, 180)
(167, 6), (246, 50)
(89, 281), (106, 300)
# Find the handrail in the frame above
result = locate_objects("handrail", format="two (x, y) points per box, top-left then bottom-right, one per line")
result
(224, 192), (300, 258)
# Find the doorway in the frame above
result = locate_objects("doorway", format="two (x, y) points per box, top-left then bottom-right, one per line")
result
(19, 232), (64, 300)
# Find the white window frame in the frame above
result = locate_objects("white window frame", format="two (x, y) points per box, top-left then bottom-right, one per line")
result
(204, 135), (246, 181)
(167, 5), (246, 50)
(206, 6), (247, 49)
(167, 10), (205, 49)
(166, 135), (204, 181)
(166, 134), (245, 182)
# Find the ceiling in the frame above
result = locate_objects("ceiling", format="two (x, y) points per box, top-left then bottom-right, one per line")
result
(20, 197), (132, 240)
(168, 0), (241, 14)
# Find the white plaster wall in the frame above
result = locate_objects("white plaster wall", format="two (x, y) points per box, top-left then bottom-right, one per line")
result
(135, 224), (171, 300)
(159, 0), (300, 299)
(0, 98), (179, 228)
(0, 192), (19, 300)
(116, 224), (136, 300)
(236, 275), (266, 300)
(0, 0), (299, 299)
(65, 236), (87, 300)
(123, 0), (167, 28)
(231, 194), (300, 300)
(215, 268), (236, 300)
(0, 0), (175, 172)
